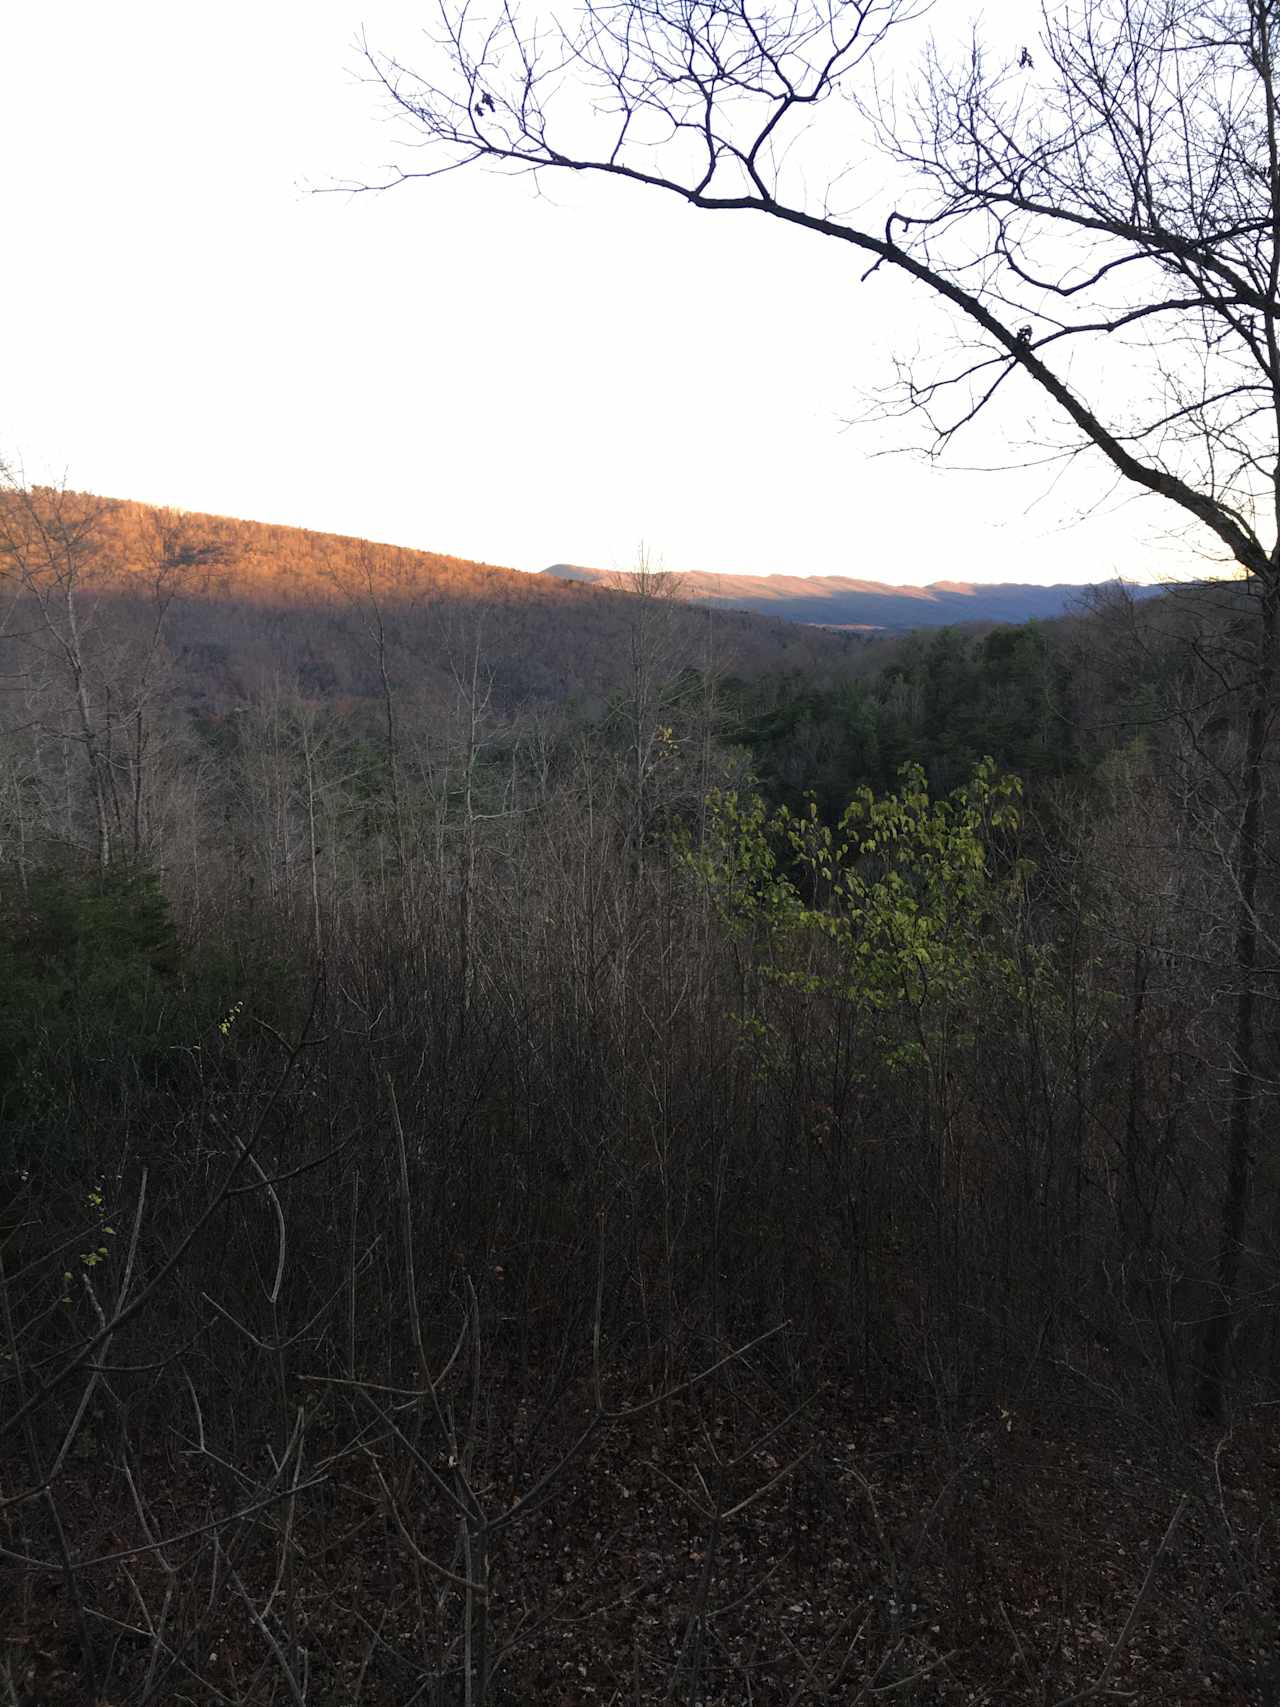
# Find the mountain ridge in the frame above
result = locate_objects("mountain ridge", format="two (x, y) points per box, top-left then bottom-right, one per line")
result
(542, 562), (1161, 629)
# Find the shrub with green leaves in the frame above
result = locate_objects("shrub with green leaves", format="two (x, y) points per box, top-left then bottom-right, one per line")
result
(686, 760), (1046, 1083)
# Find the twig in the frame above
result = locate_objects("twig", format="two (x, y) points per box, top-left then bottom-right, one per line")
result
(1052, 1495), (1188, 1706)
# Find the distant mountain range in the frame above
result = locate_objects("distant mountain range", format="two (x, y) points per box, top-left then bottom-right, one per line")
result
(543, 563), (1160, 630)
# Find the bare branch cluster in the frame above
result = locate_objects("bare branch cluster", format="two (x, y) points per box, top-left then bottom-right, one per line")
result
(354, 0), (1280, 576)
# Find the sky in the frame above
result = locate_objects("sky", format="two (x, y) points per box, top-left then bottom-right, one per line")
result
(2, 3), (1208, 587)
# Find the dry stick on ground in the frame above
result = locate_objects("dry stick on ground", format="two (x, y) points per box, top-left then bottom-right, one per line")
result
(386, 1075), (492, 1703)
(1201, 1424), (1277, 1697)
(650, 1402), (816, 1706)
(1052, 1494), (1189, 1707)
(831, 1448), (978, 1703)
(641, 1399), (822, 1707)
(120, 1456), (179, 1705)
(350, 1336), (797, 1705)
(228, 1562), (310, 1707)
(350, 1604), (390, 1707)
(780, 1605), (877, 1707)
(0, 1473), (330, 1577)
(42, 1480), (99, 1700)
(999, 1594), (1046, 1704)
(0, 1407), (326, 1703)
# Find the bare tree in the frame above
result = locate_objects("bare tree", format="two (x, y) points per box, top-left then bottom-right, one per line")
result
(0, 475), (222, 869)
(355, 0), (1280, 1415)
(0, 480), (118, 867)
(619, 550), (691, 863)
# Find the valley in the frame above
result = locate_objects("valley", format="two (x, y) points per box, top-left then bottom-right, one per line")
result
(0, 485), (1275, 1705)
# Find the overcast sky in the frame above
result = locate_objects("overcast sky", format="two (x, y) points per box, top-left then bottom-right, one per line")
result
(3, 3), (1208, 586)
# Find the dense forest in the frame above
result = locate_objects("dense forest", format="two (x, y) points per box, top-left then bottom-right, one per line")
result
(1, 483), (1278, 1704)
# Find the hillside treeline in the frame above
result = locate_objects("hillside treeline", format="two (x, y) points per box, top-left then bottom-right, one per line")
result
(1, 485), (1276, 1704)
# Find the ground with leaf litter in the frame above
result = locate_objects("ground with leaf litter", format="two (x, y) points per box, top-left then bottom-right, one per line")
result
(3, 1374), (1277, 1704)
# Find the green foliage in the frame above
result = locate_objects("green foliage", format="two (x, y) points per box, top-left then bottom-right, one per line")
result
(683, 789), (801, 937)
(730, 622), (1077, 814)
(3, 863), (179, 988)
(0, 862), (182, 1136)
(729, 676), (882, 819)
(688, 761), (1044, 1080)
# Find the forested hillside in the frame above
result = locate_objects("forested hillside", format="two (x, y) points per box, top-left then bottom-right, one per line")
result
(1, 482), (1277, 1704)
(543, 561), (1154, 630)
(0, 493), (862, 718)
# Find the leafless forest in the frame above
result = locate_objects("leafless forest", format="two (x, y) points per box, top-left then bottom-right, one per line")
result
(0, 478), (1276, 1704)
